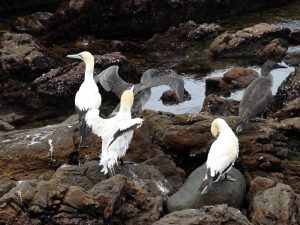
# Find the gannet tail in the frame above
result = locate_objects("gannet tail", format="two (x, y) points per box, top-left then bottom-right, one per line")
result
(199, 173), (214, 195)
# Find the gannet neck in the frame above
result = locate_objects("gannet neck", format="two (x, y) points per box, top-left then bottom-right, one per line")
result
(84, 57), (94, 80)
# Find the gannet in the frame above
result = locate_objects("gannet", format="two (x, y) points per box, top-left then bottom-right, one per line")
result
(67, 51), (102, 151)
(199, 118), (239, 194)
(235, 60), (286, 134)
(84, 86), (143, 175)
(93, 65), (185, 115)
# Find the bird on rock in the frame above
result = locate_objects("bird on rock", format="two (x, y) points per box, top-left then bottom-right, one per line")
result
(67, 51), (102, 151)
(93, 65), (185, 116)
(84, 86), (143, 175)
(199, 118), (239, 195)
(236, 60), (286, 134)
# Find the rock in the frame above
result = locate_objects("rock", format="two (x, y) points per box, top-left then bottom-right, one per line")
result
(263, 38), (287, 61)
(0, 180), (16, 198)
(13, 12), (53, 34)
(289, 29), (300, 44)
(0, 32), (58, 81)
(283, 50), (300, 66)
(268, 66), (300, 115)
(201, 94), (239, 116)
(43, 0), (293, 43)
(247, 176), (276, 201)
(153, 204), (252, 225)
(0, 0), (61, 14)
(0, 119), (14, 131)
(0, 174), (162, 225)
(0, 113), (29, 131)
(143, 21), (223, 61)
(223, 67), (259, 88)
(209, 23), (290, 60)
(33, 52), (138, 107)
(270, 97), (300, 120)
(206, 67), (258, 94)
(249, 183), (300, 225)
(160, 90), (191, 105)
(167, 164), (246, 212)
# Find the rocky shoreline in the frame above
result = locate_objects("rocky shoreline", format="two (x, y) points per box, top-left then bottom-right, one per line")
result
(1, 1), (300, 224)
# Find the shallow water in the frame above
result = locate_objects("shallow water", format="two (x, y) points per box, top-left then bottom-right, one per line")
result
(143, 63), (295, 114)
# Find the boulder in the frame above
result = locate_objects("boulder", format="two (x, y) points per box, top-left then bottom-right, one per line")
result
(160, 90), (191, 105)
(209, 23), (290, 60)
(270, 97), (300, 120)
(289, 29), (300, 44)
(223, 67), (259, 88)
(249, 182), (300, 225)
(0, 32), (58, 81)
(283, 50), (300, 66)
(201, 94), (239, 116)
(167, 164), (246, 212)
(262, 38), (287, 61)
(153, 204), (252, 225)
(13, 12), (54, 34)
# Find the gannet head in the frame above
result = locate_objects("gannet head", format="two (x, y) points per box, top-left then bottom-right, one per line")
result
(120, 86), (134, 109)
(67, 51), (94, 65)
(211, 118), (228, 138)
(261, 60), (287, 77)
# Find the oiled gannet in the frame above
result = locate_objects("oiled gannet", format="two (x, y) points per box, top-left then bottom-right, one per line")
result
(199, 118), (239, 194)
(93, 65), (185, 115)
(67, 51), (102, 151)
(84, 86), (143, 175)
(236, 60), (286, 134)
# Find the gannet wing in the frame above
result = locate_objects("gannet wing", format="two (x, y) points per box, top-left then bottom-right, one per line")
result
(107, 118), (143, 148)
(135, 69), (185, 101)
(94, 65), (132, 98)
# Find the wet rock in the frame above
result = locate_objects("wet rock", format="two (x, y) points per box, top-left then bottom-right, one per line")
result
(247, 176), (276, 201)
(0, 32), (58, 81)
(167, 164), (246, 212)
(0, 119), (15, 131)
(206, 67), (259, 94)
(153, 204), (252, 225)
(263, 38), (287, 61)
(270, 97), (300, 120)
(13, 12), (53, 34)
(160, 90), (191, 105)
(283, 50), (300, 66)
(209, 23), (290, 60)
(201, 94), (239, 116)
(249, 183), (300, 225)
(289, 29), (300, 44)
(143, 21), (223, 61)
(33, 52), (138, 107)
(268, 66), (300, 115)
(43, 0), (293, 43)
(0, 180), (16, 198)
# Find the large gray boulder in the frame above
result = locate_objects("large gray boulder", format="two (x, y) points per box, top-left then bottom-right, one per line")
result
(167, 163), (246, 212)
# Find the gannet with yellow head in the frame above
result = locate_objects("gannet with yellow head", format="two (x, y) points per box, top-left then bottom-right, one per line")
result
(199, 118), (239, 194)
(67, 51), (102, 151)
(84, 86), (143, 175)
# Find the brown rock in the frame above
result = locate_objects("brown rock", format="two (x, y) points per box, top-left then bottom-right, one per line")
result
(270, 97), (300, 120)
(205, 77), (232, 92)
(247, 176), (276, 201)
(223, 67), (259, 88)
(160, 90), (191, 105)
(249, 183), (300, 225)
(0, 119), (14, 131)
(153, 204), (252, 225)
(201, 94), (239, 116)
(263, 38), (287, 61)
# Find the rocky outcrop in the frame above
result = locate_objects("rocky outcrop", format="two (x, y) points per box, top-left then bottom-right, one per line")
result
(249, 179), (300, 225)
(13, 12), (54, 34)
(33, 52), (138, 107)
(153, 204), (253, 225)
(209, 23), (290, 60)
(43, 0), (294, 43)
(167, 164), (246, 212)
(206, 67), (259, 93)
(270, 97), (300, 120)
(0, 32), (58, 81)
(201, 94), (239, 116)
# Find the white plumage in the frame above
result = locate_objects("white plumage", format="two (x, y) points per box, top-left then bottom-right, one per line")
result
(199, 118), (239, 194)
(67, 51), (102, 150)
(85, 86), (143, 174)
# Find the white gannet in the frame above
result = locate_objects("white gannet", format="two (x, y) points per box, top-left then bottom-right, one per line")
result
(84, 86), (143, 175)
(199, 118), (239, 194)
(66, 51), (102, 151)
(236, 60), (286, 134)
(93, 65), (185, 116)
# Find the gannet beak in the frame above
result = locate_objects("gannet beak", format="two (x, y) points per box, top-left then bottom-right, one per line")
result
(130, 86), (134, 92)
(275, 63), (287, 69)
(66, 54), (82, 60)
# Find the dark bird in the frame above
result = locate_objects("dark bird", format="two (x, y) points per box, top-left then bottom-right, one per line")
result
(235, 60), (286, 134)
(93, 65), (185, 115)
(199, 118), (239, 195)
(67, 51), (102, 151)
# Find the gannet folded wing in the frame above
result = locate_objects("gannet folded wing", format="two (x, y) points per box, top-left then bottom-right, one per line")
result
(94, 65), (132, 98)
